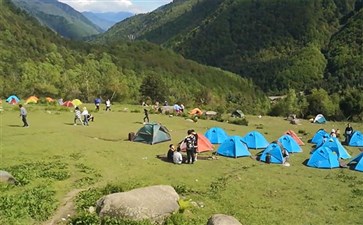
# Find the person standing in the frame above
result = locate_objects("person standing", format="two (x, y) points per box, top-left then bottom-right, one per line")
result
(94, 98), (101, 111)
(345, 123), (354, 144)
(74, 106), (83, 126)
(82, 107), (89, 126)
(19, 104), (29, 127)
(105, 99), (111, 111)
(143, 108), (149, 123)
(184, 130), (196, 164)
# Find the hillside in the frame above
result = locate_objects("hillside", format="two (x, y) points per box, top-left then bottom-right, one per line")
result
(97, 0), (363, 95)
(82, 11), (134, 31)
(0, 0), (269, 114)
(10, 0), (103, 39)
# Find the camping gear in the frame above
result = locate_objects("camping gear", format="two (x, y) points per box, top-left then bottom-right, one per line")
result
(25, 96), (38, 104)
(307, 146), (339, 169)
(313, 114), (327, 124)
(189, 108), (203, 116)
(62, 101), (74, 107)
(45, 97), (55, 102)
(348, 152), (363, 172)
(348, 131), (363, 147)
(72, 99), (83, 106)
(6, 95), (20, 104)
(241, 131), (269, 149)
(128, 132), (135, 141)
(310, 129), (329, 145)
(231, 110), (245, 118)
(260, 143), (284, 164)
(180, 133), (213, 153)
(205, 127), (228, 144)
(133, 123), (171, 145)
(318, 137), (351, 159)
(285, 130), (304, 145)
(278, 135), (302, 153)
(216, 136), (250, 158)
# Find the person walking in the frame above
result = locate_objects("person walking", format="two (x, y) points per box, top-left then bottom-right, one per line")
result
(105, 99), (111, 111)
(143, 108), (149, 123)
(74, 106), (83, 126)
(82, 107), (89, 126)
(19, 104), (29, 127)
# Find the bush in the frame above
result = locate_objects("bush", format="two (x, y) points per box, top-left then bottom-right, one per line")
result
(229, 118), (249, 126)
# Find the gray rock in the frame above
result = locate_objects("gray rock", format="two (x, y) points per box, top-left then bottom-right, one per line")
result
(96, 185), (179, 224)
(207, 214), (242, 225)
(0, 170), (17, 185)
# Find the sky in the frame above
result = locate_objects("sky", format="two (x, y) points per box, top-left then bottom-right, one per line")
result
(58, 0), (173, 13)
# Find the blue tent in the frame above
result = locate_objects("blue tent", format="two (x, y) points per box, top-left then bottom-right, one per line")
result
(205, 127), (228, 144)
(313, 114), (327, 124)
(319, 137), (351, 159)
(6, 95), (20, 103)
(310, 129), (330, 145)
(348, 152), (363, 172)
(260, 143), (284, 164)
(216, 136), (251, 158)
(241, 131), (269, 149)
(278, 134), (302, 153)
(348, 131), (363, 147)
(307, 146), (339, 169)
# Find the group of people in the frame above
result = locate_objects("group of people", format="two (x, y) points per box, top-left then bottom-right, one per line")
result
(94, 98), (111, 111)
(74, 106), (94, 126)
(326, 124), (353, 144)
(167, 129), (198, 164)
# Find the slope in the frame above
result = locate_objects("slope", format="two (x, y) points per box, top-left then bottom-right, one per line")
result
(96, 0), (362, 95)
(0, 0), (269, 114)
(10, 0), (103, 39)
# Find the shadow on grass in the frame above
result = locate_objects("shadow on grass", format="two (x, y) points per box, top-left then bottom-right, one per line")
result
(64, 123), (75, 126)
(134, 122), (143, 124)
(88, 136), (124, 142)
(8, 125), (22, 127)
(302, 159), (309, 166)
(156, 154), (173, 163)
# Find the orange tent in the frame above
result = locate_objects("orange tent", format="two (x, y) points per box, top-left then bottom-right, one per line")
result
(285, 130), (305, 145)
(180, 133), (214, 153)
(62, 101), (74, 107)
(25, 96), (39, 104)
(189, 108), (203, 116)
(45, 97), (55, 102)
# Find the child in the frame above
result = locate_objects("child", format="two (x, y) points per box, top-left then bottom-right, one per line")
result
(74, 106), (83, 125)
(82, 107), (89, 126)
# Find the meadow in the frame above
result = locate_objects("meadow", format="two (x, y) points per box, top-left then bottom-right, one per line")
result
(0, 103), (362, 225)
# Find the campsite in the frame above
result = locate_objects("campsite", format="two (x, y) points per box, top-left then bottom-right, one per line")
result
(1, 102), (363, 225)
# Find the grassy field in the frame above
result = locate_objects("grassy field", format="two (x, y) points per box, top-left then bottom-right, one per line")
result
(0, 103), (362, 225)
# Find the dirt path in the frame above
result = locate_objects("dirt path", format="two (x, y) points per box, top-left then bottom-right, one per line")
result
(43, 189), (84, 225)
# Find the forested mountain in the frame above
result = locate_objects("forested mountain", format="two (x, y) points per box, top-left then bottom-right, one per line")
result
(82, 11), (134, 31)
(10, 0), (103, 39)
(97, 0), (363, 95)
(0, 0), (269, 114)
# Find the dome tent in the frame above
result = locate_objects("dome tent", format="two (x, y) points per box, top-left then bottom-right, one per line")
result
(133, 123), (171, 145)
(217, 136), (250, 158)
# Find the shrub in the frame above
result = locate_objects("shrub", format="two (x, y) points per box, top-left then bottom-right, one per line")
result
(229, 118), (249, 126)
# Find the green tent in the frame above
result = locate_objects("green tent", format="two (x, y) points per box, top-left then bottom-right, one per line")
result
(133, 123), (171, 145)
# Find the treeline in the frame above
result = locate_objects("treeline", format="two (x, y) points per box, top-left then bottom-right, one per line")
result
(0, 0), (269, 115)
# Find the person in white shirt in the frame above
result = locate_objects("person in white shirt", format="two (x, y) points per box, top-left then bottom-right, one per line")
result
(173, 148), (183, 164)
(105, 99), (111, 111)
(74, 106), (83, 126)
(81, 107), (89, 126)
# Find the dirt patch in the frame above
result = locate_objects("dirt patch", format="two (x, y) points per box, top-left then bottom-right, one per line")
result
(43, 189), (84, 225)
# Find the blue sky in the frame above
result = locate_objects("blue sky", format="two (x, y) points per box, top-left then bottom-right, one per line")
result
(58, 0), (173, 13)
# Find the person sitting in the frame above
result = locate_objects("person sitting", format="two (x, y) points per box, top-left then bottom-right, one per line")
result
(167, 144), (175, 162)
(173, 147), (183, 164)
(335, 129), (341, 138)
(330, 129), (336, 137)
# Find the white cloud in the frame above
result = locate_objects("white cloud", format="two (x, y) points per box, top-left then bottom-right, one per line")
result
(58, 0), (172, 13)
(59, 0), (134, 13)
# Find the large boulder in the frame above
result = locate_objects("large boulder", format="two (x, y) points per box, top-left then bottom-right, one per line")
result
(0, 170), (17, 185)
(207, 214), (242, 225)
(96, 185), (179, 224)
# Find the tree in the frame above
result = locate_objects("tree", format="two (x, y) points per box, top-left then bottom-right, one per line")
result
(139, 73), (168, 103)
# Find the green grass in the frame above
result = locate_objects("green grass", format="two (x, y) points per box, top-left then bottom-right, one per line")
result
(0, 103), (362, 225)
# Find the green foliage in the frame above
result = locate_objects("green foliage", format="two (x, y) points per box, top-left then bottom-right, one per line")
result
(229, 118), (249, 126)
(0, 185), (57, 222)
